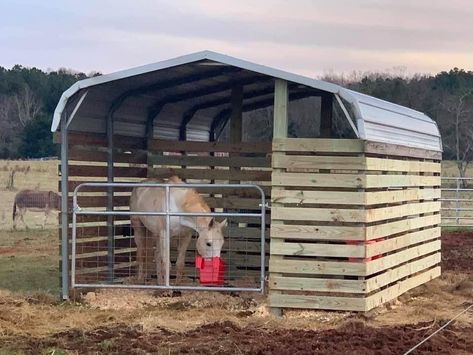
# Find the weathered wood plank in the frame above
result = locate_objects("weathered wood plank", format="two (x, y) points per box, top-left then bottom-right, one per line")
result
(364, 266), (441, 310)
(152, 155), (271, 168)
(366, 227), (440, 256)
(149, 139), (271, 154)
(268, 293), (366, 312)
(69, 147), (148, 164)
(272, 172), (440, 189)
(365, 141), (442, 160)
(68, 165), (147, 178)
(366, 214), (440, 240)
(270, 224), (365, 241)
(149, 167), (272, 181)
(270, 239), (365, 258)
(365, 253), (440, 292)
(272, 189), (365, 205)
(365, 188), (441, 205)
(272, 202), (439, 223)
(365, 240), (441, 275)
(272, 138), (364, 153)
(269, 276), (366, 293)
(268, 258), (366, 276)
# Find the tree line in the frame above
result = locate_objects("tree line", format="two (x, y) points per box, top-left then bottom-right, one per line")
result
(0, 65), (472, 175)
(0, 65), (95, 159)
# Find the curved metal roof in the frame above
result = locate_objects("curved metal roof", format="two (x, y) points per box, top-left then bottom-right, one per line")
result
(52, 50), (442, 152)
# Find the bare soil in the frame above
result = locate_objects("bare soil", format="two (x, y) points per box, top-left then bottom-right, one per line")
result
(0, 232), (471, 354)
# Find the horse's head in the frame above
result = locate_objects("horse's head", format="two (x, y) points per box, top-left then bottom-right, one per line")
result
(196, 218), (227, 258)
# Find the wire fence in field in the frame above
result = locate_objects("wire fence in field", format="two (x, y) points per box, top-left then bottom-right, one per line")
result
(441, 177), (473, 227)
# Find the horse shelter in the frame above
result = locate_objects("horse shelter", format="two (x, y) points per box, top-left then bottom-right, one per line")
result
(52, 51), (442, 312)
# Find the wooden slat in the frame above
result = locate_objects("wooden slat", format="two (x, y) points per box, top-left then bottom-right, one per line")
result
(149, 139), (271, 154)
(269, 276), (366, 294)
(272, 172), (440, 189)
(55, 132), (146, 150)
(273, 155), (365, 171)
(366, 201), (441, 223)
(272, 202), (439, 223)
(272, 189), (365, 205)
(152, 155), (271, 168)
(149, 167), (272, 181)
(366, 227), (440, 256)
(269, 293), (366, 312)
(270, 224), (365, 241)
(69, 147), (148, 164)
(68, 165), (147, 178)
(365, 141), (442, 160)
(365, 188), (440, 205)
(270, 239), (365, 258)
(269, 258), (366, 276)
(366, 214), (440, 240)
(365, 240), (441, 275)
(69, 195), (130, 208)
(364, 266), (441, 311)
(365, 253), (440, 292)
(272, 138), (364, 153)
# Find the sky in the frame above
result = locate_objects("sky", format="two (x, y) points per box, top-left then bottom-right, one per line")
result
(1, 0), (472, 77)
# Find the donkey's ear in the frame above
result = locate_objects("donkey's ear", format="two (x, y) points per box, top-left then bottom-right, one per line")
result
(220, 219), (228, 228)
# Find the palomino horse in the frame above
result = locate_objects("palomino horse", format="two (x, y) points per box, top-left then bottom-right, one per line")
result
(130, 176), (226, 285)
(13, 190), (60, 229)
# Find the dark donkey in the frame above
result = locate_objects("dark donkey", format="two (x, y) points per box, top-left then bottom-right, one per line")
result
(13, 190), (60, 229)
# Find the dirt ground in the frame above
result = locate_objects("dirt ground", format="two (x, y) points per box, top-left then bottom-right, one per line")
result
(0, 231), (471, 354)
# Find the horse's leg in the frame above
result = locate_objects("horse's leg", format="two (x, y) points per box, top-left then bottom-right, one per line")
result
(175, 230), (192, 285)
(131, 216), (146, 283)
(42, 208), (50, 229)
(19, 208), (28, 230)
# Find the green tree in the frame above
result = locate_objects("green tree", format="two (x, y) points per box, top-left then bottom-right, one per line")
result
(18, 114), (57, 158)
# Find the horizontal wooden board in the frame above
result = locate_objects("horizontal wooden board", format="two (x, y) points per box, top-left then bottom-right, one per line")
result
(271, 206), (365, 223)
(272, 172), (440, 189)
(272, 155), (440, 173)
(272, 201), (440, 224)
(149, 139), (271, 154)
(69, 147), (148, 164)
(270, 239), (365, 258)
(68, 165), (147, 178)
(268, 292), (366, 312)
(56, 132), (146, 150)
(365, 227), (440, 257)
(365, 240), (441, 275)
(272, 138), (364, 153)
(269, 258), (366, 277)
(270, 224), (365, 241)
(365, 253), (440, 292)
(269, 276), (366, 294)
(365, 188), (440, 205)
(271, 189), (365, 205)
(149, 167), (272, 181)
(152, 155), (271, 168)
(366, 214), (440, 240)
(365, 141), (442, 160)
(364, 266), (441, 311)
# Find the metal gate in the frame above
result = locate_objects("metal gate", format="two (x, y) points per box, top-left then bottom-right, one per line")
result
(441, 177), (473, 227)
(71, 182), (266, 292)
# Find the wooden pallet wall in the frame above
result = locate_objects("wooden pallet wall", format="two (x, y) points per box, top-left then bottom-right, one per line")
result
(58, 132), (270, 285)
(268, 138), (441, 312)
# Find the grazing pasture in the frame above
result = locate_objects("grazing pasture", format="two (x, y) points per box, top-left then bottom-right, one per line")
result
(0, 159), (472, 353)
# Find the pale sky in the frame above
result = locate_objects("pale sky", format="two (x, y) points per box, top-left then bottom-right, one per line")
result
(1, 0), (472, 77)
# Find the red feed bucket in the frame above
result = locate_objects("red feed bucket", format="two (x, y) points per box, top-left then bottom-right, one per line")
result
(195, 256), (226, 286)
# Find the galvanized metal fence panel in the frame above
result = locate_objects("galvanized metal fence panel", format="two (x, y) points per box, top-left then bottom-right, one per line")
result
(72, 182), (266, 293)
(441, 177), (473, 227)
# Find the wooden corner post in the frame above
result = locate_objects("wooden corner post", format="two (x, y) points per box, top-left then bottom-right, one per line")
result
(270, 79), (288, 317)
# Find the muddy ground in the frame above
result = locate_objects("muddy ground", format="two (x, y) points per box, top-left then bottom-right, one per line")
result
(0, 232), (472, 354)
